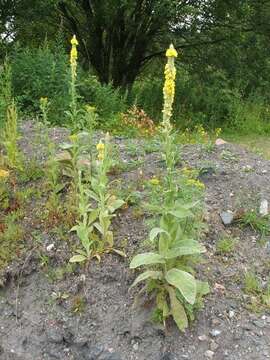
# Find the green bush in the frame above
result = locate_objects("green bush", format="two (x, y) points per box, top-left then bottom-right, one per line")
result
(131, 65), (270, 134)
(11, 44), (69, 124)
(79, 75), (127, 125)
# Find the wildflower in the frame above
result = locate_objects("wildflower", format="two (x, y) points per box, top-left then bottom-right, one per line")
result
(96, 142), (105, 151)
(0, 169), (9, 178)
(85, 105), (96, 113)
(149, 177), (160, 186)
(70, 35), (78, 67)
(215, 127), (222, 138)
(162, 44), (177, 131)
(71, 35), (78, 46)
(69, 134), (78, 142)
(166, 45), (178, 58)
(96, 141), (105, 161)
(186, 178), (205, 190)
(40, 97), (48, 106)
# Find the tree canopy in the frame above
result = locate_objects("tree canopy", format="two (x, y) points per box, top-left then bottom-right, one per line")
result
(1, 0), (270, 90)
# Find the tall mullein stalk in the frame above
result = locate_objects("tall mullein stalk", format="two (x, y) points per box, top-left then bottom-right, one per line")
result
(69, 35), (79, 129)
(161, 44), (178, 198)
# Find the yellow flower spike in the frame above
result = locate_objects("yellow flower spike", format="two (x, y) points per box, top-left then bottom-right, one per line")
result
(71, 35), (78, 46)
(166, 44), (178, 58)
(0, 169), (9, 178)
(98, 152), (104, 161)
(96, 142), (105, 151)
(162, 44), (177, 131)
(70, 35), (78, 67)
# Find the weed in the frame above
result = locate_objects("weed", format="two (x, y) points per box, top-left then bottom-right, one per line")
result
(216, 237), (237, 254)
(220, 149), (238, 162)
(239, 210), (270, 235)
(2, 101), (23, 170)
(244, 271), (261, 294)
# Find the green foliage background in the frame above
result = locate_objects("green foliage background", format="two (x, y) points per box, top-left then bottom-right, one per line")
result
(1, 0), (270, 134)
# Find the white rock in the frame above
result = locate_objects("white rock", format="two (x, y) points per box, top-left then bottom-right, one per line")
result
(46, 243), (55, 251)
(259, 199), (268, 216)
(210, 329), (221, 337)
(229, 310), (235, 319)
(198, 334), (208, 341)
(205, 350), (215, 358)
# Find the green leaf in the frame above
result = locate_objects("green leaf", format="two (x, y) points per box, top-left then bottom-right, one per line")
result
(108, 198), (125, 213)
(167, 286), (188, 331)
(69, 254), (86, 263)
(165, 268), (197, 305)
(85, 189), (99, 202)
(88, 209), (99, 224)
(130, 270), (163, 288)
(164, 241), (205, 258)
(196, 280), (210, 296)
(130, 253), (165, 269)
(111, 248), (127, 257)
(59, 143), (73, 150)
(149, 227), (170, 242)
(168, 208), (193, 219)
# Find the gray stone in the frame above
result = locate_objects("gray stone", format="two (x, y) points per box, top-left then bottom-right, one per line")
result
(205, 350), (215, 358)
(160, 353), (178, 360)
(210, 329), (221, 337)
(259, 199), (268, 216)
(220, 211), (234, 225)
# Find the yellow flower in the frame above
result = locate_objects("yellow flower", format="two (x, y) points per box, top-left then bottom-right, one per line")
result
(70, 47), (78, 62)
(85, 105), (96, 113)
(96, 142), (105, 151)
(215, 127), (222, 137)
(162, 44), (177, 128)
(98, 152), (104, 161)
(166, 44), (178, 58)
(71, 35), (78, 46)
(149, 177), (160, 186)
(186, 178), (205, 189)
(0, 169), (9, 178)
(40, 97), (48, 104)
(69, 134), (78, 142)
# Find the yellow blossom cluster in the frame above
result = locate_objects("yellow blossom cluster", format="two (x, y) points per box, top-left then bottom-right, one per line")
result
(149, 176), (160, 186)
(186, 178), (205, 190)
(70, 35), (78, 68)
(162, 44), (178, 129)
(40, 97), (48, 106)
(0, 169), (9, 178)
(96, 141), (105, 161)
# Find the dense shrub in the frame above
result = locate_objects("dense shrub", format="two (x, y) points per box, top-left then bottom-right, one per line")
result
(79, 76), (127, 125)
(131, 66), (270, 134)
(11, 44), (69, 124)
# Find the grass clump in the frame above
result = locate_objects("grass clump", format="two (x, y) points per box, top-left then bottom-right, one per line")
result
(216, 237), (237, 254)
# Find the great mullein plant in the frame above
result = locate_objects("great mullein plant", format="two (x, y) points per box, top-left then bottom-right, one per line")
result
(130, 45), (209, 332)
(70, 133), (125, 265)
(66, 35), (80, 130)
(2, 101), (23, 170)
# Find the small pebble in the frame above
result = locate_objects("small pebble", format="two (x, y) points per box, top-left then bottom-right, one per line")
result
(210, 329), (221, 337)
(205, 350), (215, 358)
(198, 335), (208, 341)
(46, 243), (55, 251)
